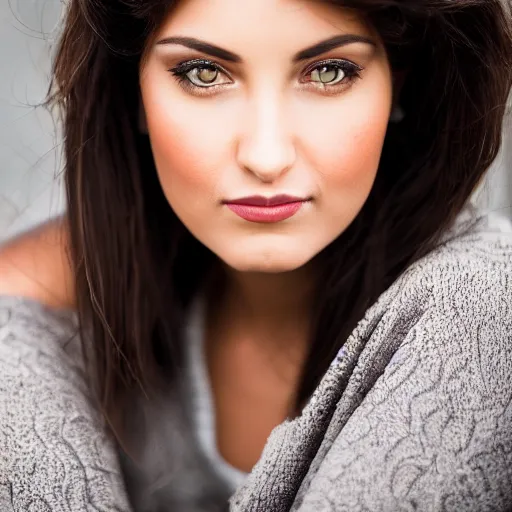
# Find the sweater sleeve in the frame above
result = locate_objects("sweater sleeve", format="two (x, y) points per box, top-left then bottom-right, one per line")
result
(295, 263), (512, 512)
(0, 296), (131, 512)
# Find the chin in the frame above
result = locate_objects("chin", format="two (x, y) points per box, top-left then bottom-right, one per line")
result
(219, 249), (314, 274)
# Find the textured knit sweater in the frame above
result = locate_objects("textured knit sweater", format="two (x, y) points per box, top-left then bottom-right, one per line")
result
(1, 201), (512, 512)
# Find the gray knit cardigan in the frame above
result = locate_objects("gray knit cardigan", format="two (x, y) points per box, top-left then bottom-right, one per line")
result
(1, 202), (511, 512)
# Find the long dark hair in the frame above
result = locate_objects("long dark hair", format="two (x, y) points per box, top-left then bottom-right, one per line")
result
(44, 0), (512, 446)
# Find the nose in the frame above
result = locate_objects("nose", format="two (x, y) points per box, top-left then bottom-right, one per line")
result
(236, 92), (296, 183)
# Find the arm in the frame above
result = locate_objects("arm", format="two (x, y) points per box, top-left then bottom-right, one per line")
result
(0, 215), (75, 309)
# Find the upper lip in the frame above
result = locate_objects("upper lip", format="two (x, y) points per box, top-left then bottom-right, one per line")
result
(223, 194), (310, 206)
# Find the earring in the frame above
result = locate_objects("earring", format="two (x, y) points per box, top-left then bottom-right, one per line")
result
(390, 104), (405, 123)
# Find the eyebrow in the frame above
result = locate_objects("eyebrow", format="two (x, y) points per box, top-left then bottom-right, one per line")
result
(156, 34), (376, 63)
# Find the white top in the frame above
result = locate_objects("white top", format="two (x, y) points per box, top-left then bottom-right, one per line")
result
(184, 294), (248, 493)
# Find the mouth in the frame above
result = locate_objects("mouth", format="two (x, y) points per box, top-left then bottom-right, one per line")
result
(223, 195), (312, 223)
(223, 194), (310, 207)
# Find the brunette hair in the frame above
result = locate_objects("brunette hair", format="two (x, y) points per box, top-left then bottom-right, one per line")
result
(44, 0), (512, 444)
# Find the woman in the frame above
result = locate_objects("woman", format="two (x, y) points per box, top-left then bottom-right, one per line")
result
(1, 0), (511, 510)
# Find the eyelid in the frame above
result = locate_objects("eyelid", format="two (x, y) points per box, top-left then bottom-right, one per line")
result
(171, 59), (232, 81)
(302, 58), (363, 75)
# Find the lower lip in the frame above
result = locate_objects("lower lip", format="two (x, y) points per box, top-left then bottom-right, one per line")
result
(225, 201), (308, 223)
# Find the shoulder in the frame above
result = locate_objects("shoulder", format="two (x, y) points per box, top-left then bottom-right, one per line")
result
(0, 218), (82, 404)
(396, 204), (512, 326)
(0, 215), (75, 309)
(0, 216), (81, 381)
(391, 205), (512, 399)
(0, 216), (83, 399)
(364, 204), (512, 375)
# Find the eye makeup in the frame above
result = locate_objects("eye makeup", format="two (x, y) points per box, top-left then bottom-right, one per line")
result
(169, 58), (234, 95)
(168, 57), (364, 97)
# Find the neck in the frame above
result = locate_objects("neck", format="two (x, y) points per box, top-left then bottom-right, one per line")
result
(202, 260), (316, 372)
(203, 259), (317, 403)
(214, 260), (315, 330)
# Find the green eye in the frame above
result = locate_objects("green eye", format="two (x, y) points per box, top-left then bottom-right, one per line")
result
(187, 66), (219, 86)
(310, 65), (346, 85)
(302, 59), (363, 91)
(170, 59), (232, 90)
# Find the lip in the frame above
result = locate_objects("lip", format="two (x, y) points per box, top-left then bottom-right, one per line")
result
(223, 196), (311, 223)
(223, 194), (309, 207)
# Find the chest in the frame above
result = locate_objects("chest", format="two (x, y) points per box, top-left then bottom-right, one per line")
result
(204, 332), (302, 473)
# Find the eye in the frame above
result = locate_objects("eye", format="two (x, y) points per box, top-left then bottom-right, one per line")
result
(310, 65), (345, 85)
(302, 59), (363, 91)
(185, 66), (223, 87)
(170, 59), (232, 89)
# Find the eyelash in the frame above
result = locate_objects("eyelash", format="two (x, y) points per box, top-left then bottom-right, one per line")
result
(168, 58), (363, 97)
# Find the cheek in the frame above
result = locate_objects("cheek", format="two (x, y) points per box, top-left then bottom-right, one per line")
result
(302, 88), (390, 199)
(330, 120), (386, 191)
(147, 111), (219, 195)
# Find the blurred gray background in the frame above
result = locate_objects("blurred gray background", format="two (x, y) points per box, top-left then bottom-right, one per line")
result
(1, 0), (511, 243)
(0, 0), (64, 241)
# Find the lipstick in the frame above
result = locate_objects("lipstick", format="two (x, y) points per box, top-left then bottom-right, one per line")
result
(223, 195), (310, 223)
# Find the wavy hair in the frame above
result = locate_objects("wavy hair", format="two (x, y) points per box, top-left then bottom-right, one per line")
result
(44, 0), (512, 446)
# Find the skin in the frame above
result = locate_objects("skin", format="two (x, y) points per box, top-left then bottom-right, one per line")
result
(0, 0), (394, 472)
(0, 216), (74, 310)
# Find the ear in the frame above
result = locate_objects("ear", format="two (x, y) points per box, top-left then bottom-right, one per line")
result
(138, 94), (149, 134)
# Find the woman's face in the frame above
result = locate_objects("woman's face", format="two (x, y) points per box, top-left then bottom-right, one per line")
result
(140, 0), (393, 273)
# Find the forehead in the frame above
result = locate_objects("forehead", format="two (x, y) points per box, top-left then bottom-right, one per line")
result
(156, 0), (374, 46)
